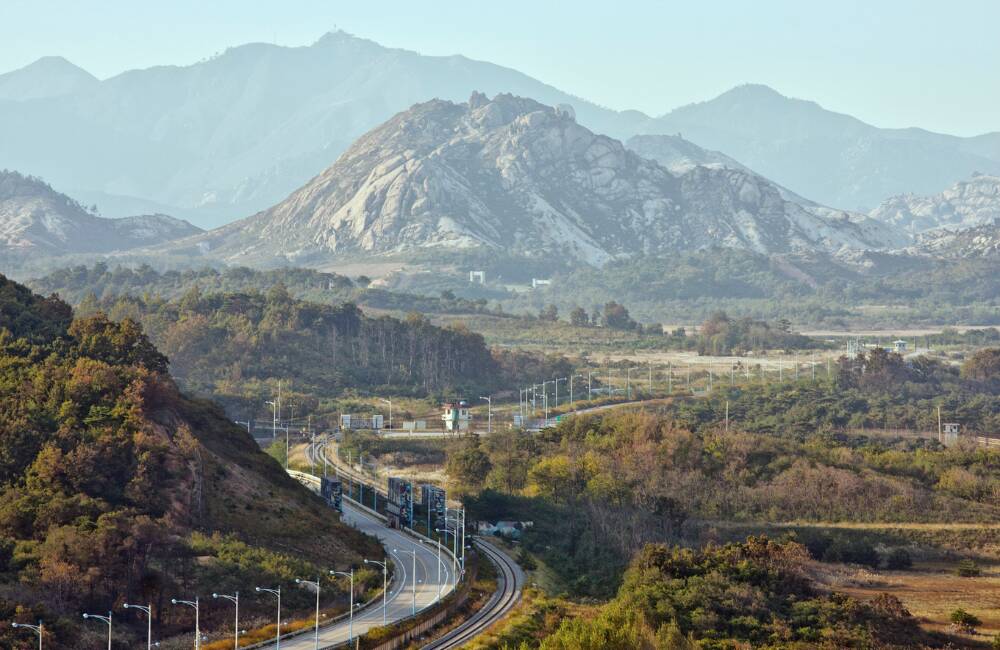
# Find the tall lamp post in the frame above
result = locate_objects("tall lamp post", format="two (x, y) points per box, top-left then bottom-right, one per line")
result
(364, 558), (389, 625)
(170, 598), (200, 650)
(82, 612), (112, 650)
(266, 399), (278, 440)
(330, 569), (355, 642)
(295, 577), (322, 650)
(124, 603), (153, 650)
(420, 538), (445, 600)
(255, 586), (281, 650)
(11, 620), (42, 650)
(393, 548), (418, 616)
(435, 527), (454, 589)
(479, 396), (492, 433)
(212, 592), (239, 650)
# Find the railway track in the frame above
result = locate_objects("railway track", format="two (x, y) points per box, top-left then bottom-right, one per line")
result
(420, 537), (524, 649)
(307, 439), (525, 649)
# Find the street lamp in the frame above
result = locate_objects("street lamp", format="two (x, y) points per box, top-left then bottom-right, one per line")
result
(363, 558), (389, 625)
(479, 396), (492, 433)
(82, 612), (112, 650)
(330, 569), (355, 642)
(170, 598), (200, 650)
(380, 398), (392, 430)
(436, 527), (458, 590)
(420, 538), (444, 601)
(255, 586), (281, 650)
(11, 620), (42, 650)
(295, 577), (322, 650)
(211, 592), (239, 650)
(266, 399), (278, 440)
(393, 548), (418, 616)
(124, 603), (153, 650)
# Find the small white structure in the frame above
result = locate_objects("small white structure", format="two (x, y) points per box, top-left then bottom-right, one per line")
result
(442, 401), (471, 432)
(893, 339), (908, 353)
(340, 414), (384, 430)
(943, 422), (960, 435)
(531, 278), (551, 289)
(469, 270), (485, 284)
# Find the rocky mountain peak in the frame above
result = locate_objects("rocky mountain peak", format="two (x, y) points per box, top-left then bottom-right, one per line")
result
(870, 174), (1000, 233)
(182, 93), (901, 267)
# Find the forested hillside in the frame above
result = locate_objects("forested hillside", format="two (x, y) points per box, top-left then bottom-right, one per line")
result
(75, 284), (504, 419)
(0, 274), (380, 647)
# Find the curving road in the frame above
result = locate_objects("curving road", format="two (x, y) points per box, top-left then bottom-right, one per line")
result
(256, 465), (455, 650)
(310, 440), (526, 650)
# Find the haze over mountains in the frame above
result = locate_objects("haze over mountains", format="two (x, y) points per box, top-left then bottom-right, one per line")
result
(0, 171), (200, 258)
(1, 31), (998, 230)
(637, 84), (1000, 211)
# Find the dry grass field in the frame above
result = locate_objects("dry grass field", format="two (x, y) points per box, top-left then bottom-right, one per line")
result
(817, 560), (1000, 646)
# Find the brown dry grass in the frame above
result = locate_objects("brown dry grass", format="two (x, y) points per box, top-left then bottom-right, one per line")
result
(815, 560), (1000, 646)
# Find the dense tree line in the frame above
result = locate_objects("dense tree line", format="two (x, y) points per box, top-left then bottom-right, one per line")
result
(72, 284), (504, 418)
(697, 310), (819, 354)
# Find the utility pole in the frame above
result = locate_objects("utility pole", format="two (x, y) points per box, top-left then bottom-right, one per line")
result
(286, 403), (294, 469)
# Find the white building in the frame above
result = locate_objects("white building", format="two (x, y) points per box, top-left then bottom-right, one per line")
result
(442, 401), (471, 432)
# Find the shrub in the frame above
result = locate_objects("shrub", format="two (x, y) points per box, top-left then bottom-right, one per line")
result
(517, 547), (538, 571)
(956, 559), (981, 577)
(821, 537), (880, 568)
(884, 548), (912, 570)
(949, 608), (981, 628)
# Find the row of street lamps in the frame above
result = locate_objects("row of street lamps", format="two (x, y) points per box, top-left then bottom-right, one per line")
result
(18, 568), (365, 650)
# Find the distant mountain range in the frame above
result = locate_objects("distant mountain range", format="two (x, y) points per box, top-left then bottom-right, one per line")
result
(636, 84), (1000, 211)
(0, 170), (200, 257)
(0, 32), (645, 227)
(870, 173), (1000, 234)
(168, 93), (901, 268)
(0, 56), (97, 101)
(1, 32), (997, 229)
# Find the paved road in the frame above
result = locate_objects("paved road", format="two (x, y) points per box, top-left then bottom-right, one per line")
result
(256, 468), (455, 649)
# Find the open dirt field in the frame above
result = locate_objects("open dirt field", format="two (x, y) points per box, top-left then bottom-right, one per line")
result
(818, 560), (1000, 645)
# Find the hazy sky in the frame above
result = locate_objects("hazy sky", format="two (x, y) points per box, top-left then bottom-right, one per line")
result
(2, 0), (997, 136)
